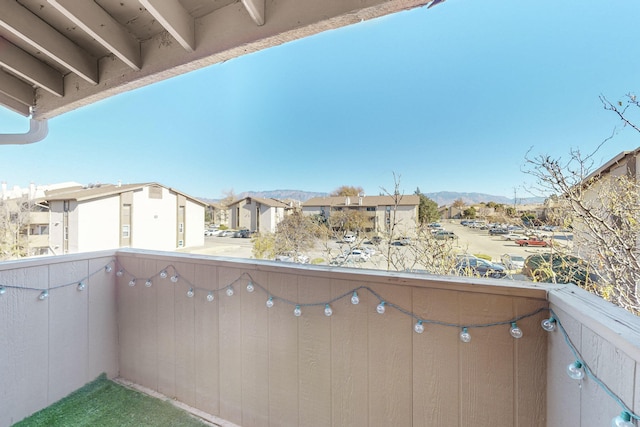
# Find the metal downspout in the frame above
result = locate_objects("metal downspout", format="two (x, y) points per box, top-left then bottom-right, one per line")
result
(0, 119), (48, 145)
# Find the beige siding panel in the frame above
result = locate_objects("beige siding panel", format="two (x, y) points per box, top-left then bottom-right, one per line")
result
(268, 271), (300, 426)
(458, 292), (515, 427)
(546, 305), (581, 427)
(412, 287), (460, 426)
(116, 256), (142, 386)
(298, 275), (332, 427)
(194, 264), (220, 416)
(218, 267), (244, 424)
(330, 279), (369, 427)
(240, 270), (270, 427)
(47, 260), (89, 403)
(137, 258), (159, 391)
(513, 298), (547, 427)
(87, 256), (119, 380)
(580, 325), (636, 426)
(156, 260), (177, 399)
(368, 284), (413, 426)
(174, 261), (197, 407)
(0, 265), (49, 426)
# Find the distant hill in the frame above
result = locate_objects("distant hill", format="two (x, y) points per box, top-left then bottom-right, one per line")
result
(200, 190), (544, 206)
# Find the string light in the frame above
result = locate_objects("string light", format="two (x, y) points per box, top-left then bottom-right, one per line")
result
(145, 279), (152, 288)
(0, 286), (6, 295)
(541, 316), (556, 332)
(460, 327), (471, 343)
(207, 292), (214, 302)
(566, 361), (585, 380)
(186, 288), (194, 298)
(376, 301), (386, 314)
(612, 411), (634, 427)
(226, 286), (234, 297)
(294, 305), (302, 317)
(266, 297), (274, 308)
(324, 304), (333, 317)
(105, 265), (112, 273)
(116, 269), (124, 277)
(414, 320), (425, 334)
(246, 282), (255, 293)
(38, 290), (48, 300)
(128, 279), (136, 287)
(159, 270), (168, 279)
(510, 322), (523, 339)
(351, 291), (359, 305)
(77, 282), (86, 291)
(170, 274), (179, 283)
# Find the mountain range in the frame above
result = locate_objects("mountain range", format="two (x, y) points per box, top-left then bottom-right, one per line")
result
(201, 190), (545, 206)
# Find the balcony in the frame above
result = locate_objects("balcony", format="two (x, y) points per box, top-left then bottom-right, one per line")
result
(1, 249), (639, 426)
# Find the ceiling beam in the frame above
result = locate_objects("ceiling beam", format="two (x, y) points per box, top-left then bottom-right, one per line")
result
(139, 0), (196, 52)
(241, 0), (265, 26)
(0, 0), (98, 84)
(0, 37), (64, 97)
(48, 0), (141, 70)
(0, 69), (35, 107)
(0, 92), (30, 116)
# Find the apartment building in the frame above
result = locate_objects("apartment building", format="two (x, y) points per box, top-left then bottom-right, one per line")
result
(44, 182), (206, 254)
(227, 196), (292, 233)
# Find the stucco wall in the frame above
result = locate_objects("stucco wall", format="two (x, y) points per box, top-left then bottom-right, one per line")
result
(77, 196), (120, 251)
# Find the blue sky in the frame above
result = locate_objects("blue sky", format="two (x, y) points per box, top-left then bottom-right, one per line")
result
(1, 0), (640, 200)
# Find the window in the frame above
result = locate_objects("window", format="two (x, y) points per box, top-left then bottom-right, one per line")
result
(178, 240), (184, 247)
(366, 207), (376, 211)
(122, 225), (130, 238)
(179, 223), (184, 233)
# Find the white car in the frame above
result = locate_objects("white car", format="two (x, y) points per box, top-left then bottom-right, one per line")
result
(275, 252), (310, 264)
(502, 233), (526, 241)
(343, 234), (356, 243)
(501, 254), (526, 271)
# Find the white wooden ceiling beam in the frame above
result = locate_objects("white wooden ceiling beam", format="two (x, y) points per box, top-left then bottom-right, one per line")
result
(0, 0), (98, 84)
(241, 0), (265, 26)
(0, 92), (30, 116)
(139, 0), (195, 52)
(0, 69), (35, 107)
(0, 37), (63, 97)
(48, 0), (141, 70)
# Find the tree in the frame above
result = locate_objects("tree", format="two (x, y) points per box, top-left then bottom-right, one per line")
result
(252, 211), (326, 260)
(330, 186), (364, 197)
(415, 188), (440, 224)
(452, 198), (466, 209)
(523, 93), (640, 314)
(0, 195), (33, 260)
(462, 207), (476, 219)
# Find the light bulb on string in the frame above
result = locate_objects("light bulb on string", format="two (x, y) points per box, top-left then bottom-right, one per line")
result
(376, 301), (386, 314)
(324, 304), (333, 317)
(414, 320), (425, 334)
(460, 327), (471, 343)
(105, 265), (112, 273)
(0, 286), (6, 295)
(77, 282), (86, 291)
(351, 291), (360, 305)
(170, 275), (179, 283)
(116, 269), (124, 277)
(159, 270), (168, 279)
(38, 290), (48, 300)
(612, 411), (634, 427)
(541, 317), (556, 332)
(128, 279), (136, 287)
(266, 297), (274, 308)
(207, 292), (214, 302)
(186, 288), (194, 298)
(294, 305), (302, 317)
(145, 279), (152, 288)
(510, 322), (523, 339)
(246, 282), (254, 293)
(566, 361), (585, 380)
(226, 286), (234, 297)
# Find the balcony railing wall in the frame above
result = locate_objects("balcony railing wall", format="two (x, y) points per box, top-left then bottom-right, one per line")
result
(3, 249), (639, 427)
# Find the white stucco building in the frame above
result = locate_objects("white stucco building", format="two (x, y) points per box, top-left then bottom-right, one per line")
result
(45, 183), (207, 254)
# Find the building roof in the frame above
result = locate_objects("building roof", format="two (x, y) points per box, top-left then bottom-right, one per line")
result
(583, 147), (640, 182)
(42, 182), (208, 206)
(228, 196), (291, 208)
(303, 195), (420, 208)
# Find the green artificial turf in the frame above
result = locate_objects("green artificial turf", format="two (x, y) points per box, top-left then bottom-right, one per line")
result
(14, 374), (207, 427)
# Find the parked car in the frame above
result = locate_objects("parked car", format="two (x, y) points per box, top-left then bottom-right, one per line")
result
(522, 253), (601, 288)
(217, 230), (234, 237)
(455, 256), (506, 279)
(275, 252), (310, 264)
(398, 236), (412, 245)
(489, 228), (509, 235)
(332, 249), (370, 264)
(370, 235), (382, 244)
(502, 233), (526, 241)
(516, 237), (549, 247)
(434, 230), (456, 240)
(500, 253), (526, 271)
(204, 228), (218, 236)
(233, 229), (253, 238)
(342, 233), (356, 243)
